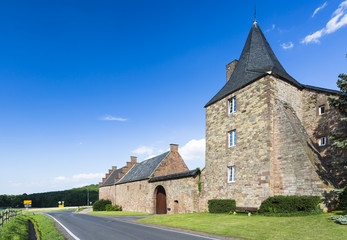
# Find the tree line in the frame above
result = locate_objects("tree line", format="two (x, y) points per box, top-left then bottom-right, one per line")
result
(0, 184), (99, 208)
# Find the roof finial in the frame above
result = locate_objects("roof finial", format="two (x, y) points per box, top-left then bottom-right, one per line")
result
(253, 5), (257, 23)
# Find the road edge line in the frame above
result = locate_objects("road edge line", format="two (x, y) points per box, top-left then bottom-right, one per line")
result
(43, 213), (80, 240)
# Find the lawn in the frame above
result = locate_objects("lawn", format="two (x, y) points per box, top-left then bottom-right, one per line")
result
(88, 211), (152, 216)
(137, 212), (347, 240)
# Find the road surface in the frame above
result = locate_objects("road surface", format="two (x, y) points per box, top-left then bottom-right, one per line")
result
(45, 210), (233, 240)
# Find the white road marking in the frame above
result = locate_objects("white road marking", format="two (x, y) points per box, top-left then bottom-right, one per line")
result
(43, 213), (80, 240)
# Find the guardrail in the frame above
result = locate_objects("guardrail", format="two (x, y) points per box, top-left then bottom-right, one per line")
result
(0, 209), (22, 227)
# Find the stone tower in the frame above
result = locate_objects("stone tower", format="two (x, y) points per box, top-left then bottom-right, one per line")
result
(203, 20), (340, 208)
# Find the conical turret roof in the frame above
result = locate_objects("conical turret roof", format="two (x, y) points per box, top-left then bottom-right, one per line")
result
(205, 21), (302, 107)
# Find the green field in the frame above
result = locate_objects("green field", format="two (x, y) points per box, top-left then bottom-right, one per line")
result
(137, 212), (347, 240)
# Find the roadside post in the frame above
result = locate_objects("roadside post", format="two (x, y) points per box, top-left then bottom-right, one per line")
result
(58, 201), (64, 208)
(24, 200), (32, 214)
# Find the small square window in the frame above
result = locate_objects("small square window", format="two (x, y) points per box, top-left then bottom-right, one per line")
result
(318, 137), (326, 146)
(229, 130), (236, 147)
(318, 105), (325, 115)
(228, 97), (236, 114)
(228, 166), (235, 183)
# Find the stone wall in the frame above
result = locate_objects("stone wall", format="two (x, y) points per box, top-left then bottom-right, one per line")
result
(204, 75), (343, 209)
(152, 151), (188, 177)
(204, 76), (274, 208)
(99, 185), (115, 205)
(275, 79), (346, 187)
(115, 176), (200, 214)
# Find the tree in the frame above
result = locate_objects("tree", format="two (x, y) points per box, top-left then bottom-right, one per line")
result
(328, 55), (347, 181)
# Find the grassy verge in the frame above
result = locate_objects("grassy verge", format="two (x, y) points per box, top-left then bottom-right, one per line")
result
(29, 214), (64, 240)
(88, 211), (152, 216)
(0, 215), (29, 240)
(76, 207), (92, 212)
(137, 212), (347, 240)
(28, 208), (77, 213)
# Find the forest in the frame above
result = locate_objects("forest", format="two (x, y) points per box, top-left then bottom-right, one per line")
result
(0, 184), (99, 208)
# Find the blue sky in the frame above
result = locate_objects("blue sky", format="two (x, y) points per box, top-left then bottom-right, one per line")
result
(0, 0), (346, 195)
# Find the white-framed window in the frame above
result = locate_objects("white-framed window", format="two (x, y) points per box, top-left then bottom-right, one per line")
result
(318, 105), (326, 115)
(228, 97), (236, 114)
(318, 137), (327, 146)
(229, 130), (236, 147)
(228, 166), (235, 183)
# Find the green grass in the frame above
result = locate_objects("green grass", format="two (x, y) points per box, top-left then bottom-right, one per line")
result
(88, 211), (152, 216)
(0, 215), (29, 240)
(29, 214), (64, 240)
(27, 208), (77, 213)
(76, 207), (92, 212)
(137, 212), (347, 240)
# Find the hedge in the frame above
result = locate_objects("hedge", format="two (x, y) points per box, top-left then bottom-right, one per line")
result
(93, 199), (112, 211)
(258, 195), (322, 215)
(105, 204), (122, 211)
(208, 199), (236, 213)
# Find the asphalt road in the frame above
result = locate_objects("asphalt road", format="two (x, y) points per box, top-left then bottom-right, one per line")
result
(45, 211), (231, 240)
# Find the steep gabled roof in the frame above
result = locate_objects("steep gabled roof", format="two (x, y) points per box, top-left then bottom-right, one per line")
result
(205, 21), (302, 107)
(116, 151), (170, 185)
(100, 167), (124, 187)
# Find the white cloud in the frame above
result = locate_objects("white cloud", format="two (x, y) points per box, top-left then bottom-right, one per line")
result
(312, 2), (328, 17)
(55, 176), (66, 181)
(132, 146), (154, 155)
(72, 173), (104, 180)
(302, 1), (347, 44)
(266, 24), (276, 32)
(280, 42), (294, 49)
(99, 115), (127, 121)
(179, 139), (205, 160)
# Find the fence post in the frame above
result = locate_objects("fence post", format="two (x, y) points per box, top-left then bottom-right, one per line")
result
(1, 212), (3, 227)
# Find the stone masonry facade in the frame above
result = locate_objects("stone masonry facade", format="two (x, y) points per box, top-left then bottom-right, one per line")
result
(204, 74), (344, 208)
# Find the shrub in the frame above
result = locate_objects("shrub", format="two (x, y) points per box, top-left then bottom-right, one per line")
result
(258, 196), (322, 215)
(93, 199), (112, 211)
(208, 199), (236, 213)
(105, 204), (123, 211)
(339, 188), (347, 210)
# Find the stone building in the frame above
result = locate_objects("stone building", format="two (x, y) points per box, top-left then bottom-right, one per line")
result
(203, 20), (344, 208)
(100, 20), (345, 212)
(100, 144), (202, 214)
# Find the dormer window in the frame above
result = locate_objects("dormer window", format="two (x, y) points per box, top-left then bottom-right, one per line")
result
(318, 137), (326, 146)
(318, 105), (325, 115)
(228, 97), (236, 114)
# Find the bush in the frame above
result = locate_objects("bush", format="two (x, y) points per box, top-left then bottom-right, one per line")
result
(93, 199), (112, 211)
(208, 199), (236, 213)
(258, 196), (322, 215)
(105, 204), (123, 211)
(339, 188), (347, 210)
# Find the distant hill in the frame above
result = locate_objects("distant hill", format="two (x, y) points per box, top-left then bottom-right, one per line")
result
(0, 184), (99, 208)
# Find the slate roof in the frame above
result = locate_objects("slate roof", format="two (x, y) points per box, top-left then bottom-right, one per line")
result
(303, 85), (339, 94)
(116, 151), (170, 185)
(100, 167), (124, 187)
(205, 20), (302, 107)
(148, 169), (200, 183)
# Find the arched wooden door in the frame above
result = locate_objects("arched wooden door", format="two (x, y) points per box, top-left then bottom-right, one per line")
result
(155, 186), (167, 214)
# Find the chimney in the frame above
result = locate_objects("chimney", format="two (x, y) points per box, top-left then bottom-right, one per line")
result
(170, 144), (178, 152)
(130, 156), (137, 164)
(226, 60), (238, 82)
